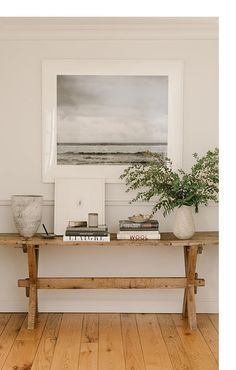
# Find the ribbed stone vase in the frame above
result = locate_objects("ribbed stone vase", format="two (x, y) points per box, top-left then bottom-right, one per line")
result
(11, 195), (43, 238)
(173, 205), (195, 239)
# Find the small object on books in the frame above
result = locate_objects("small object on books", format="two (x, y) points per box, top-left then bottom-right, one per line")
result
(118, 218), (160, 240)
(88, 213), (98, 227)
(128, 213), (153, 223)
(68, 220), (87, 228)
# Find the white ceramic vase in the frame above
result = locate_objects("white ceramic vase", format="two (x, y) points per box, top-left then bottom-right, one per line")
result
(173, 205), (195, 239)
(11, 195), (43, 238)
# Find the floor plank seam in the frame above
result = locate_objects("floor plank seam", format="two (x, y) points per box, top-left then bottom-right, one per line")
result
(29, 313), (49, 370)
(0, 313), (27, 370)
(208, 314), (219, 333)
(197, 316), (218, 364)
(97, 313), (100, 370)
(170, 314), (196, 370)
(0, 314), (12, 337)
(119, 313), (127, 370)
(134, 314), (147, 370)
(0, 313), (13, 368)
(157, 313), (175, 370)
(135, 314), (148, 370)
(156, 314), (186, 370)
(77, 313), (84, 370)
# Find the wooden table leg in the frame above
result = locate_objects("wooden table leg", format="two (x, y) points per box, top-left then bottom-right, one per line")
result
(27, 244), (39, 330)
(184, 245), (199, 330)
(182, 246), (189, 318)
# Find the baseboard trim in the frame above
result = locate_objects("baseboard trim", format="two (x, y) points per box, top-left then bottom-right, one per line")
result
(0, 299), (219, 313)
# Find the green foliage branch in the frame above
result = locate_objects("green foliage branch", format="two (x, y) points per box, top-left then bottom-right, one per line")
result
(120, 148), (219, 216)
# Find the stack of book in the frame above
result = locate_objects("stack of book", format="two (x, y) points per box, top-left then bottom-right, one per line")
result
(117, 219), (161, 240)
(63, 225), (110, 242)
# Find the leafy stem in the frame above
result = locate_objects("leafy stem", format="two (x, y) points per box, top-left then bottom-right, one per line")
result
(120, 148), (219, 216)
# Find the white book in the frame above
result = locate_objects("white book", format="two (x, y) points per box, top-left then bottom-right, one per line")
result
(63, 234), (110, 242)
(117, 233), (161, 240)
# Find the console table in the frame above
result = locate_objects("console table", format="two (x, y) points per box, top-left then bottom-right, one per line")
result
(0, 232), (218, 330)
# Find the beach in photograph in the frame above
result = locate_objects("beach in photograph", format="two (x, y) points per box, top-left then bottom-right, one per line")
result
(57, 75), (168, 165)
(57, 143), (167, 165)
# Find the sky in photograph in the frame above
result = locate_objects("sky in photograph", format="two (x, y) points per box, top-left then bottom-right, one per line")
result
(57, 75), (168, 143)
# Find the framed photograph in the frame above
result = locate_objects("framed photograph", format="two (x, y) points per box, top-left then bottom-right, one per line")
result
(42, 59), (183, 183)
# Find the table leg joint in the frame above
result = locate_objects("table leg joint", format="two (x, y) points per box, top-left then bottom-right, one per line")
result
(198, 245), (203, 254)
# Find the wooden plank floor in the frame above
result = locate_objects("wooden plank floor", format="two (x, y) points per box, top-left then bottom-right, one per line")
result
(0, 313), (218, 370)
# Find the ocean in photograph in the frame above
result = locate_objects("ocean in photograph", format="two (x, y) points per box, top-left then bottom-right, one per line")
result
(57, 143), (167, 165)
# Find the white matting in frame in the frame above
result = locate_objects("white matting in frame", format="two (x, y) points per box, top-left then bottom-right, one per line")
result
(42, 59), (183, 183)
(54, 178), (105, 235)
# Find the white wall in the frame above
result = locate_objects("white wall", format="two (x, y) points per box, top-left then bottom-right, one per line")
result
(0, 18), (218, 313)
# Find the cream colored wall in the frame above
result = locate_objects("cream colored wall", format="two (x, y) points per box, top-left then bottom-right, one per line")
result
(0, 18), (218, 312)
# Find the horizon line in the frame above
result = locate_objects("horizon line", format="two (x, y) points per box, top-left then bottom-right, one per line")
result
(57, 142), (167, 146)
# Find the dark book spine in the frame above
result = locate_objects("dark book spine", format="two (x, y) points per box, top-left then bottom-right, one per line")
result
(119, 227), (159, 232)
(119, 222), (159, 228)
(66, 227), (108, 232)
(65, 231), (109, 236)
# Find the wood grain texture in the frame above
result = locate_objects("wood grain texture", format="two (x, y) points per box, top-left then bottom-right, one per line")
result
(1, 232), (217, 332)
(136, 313), (174, 370)
(182, 246), (189, 318)
(98, 314), (126, 370)
(78, 313), (99, 370)
(186, 246), (198, 330)
(121, 313), (146, 370)
(197, 314), (218, 362)
(0, 313), (219, 370)
(0, 314), (11, 336)
(31, 313), (62, 370)
(2, 313), (48, 370)
(172, 314), (218, 370)
(157, 314), (192, 370)
(0, 314), (26, 368)
(28, 284), (37, 330)
(0, 232), (219, 247)
(50, 313), (84, 370)
(27, 245), (39, 330)
(18, 277), (205, 290)
(208, 314), (219, 333)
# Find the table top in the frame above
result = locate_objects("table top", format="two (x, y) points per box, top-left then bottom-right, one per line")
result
(0, 232), (218, 247)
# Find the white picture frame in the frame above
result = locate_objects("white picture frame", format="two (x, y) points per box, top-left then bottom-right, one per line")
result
(54, 177), (105, 235)
(42, 59), (183, 183)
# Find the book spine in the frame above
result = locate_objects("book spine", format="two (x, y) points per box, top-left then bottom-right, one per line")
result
(119, 220), (158, 224)
(66, 227), (108, 232)
(119, 227), (159, 232)
(65, 231), (108, 236)
(117, 233), (161, 240)
(119, 230), (160, 235)
(119, 223), (159, 229)
(63, 235), (110, 242)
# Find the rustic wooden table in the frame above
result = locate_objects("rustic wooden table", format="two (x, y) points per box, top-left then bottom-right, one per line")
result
(0, 232), (218, 330)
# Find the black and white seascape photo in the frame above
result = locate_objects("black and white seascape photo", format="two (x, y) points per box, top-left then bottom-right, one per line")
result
(57, 75), (168, 165)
